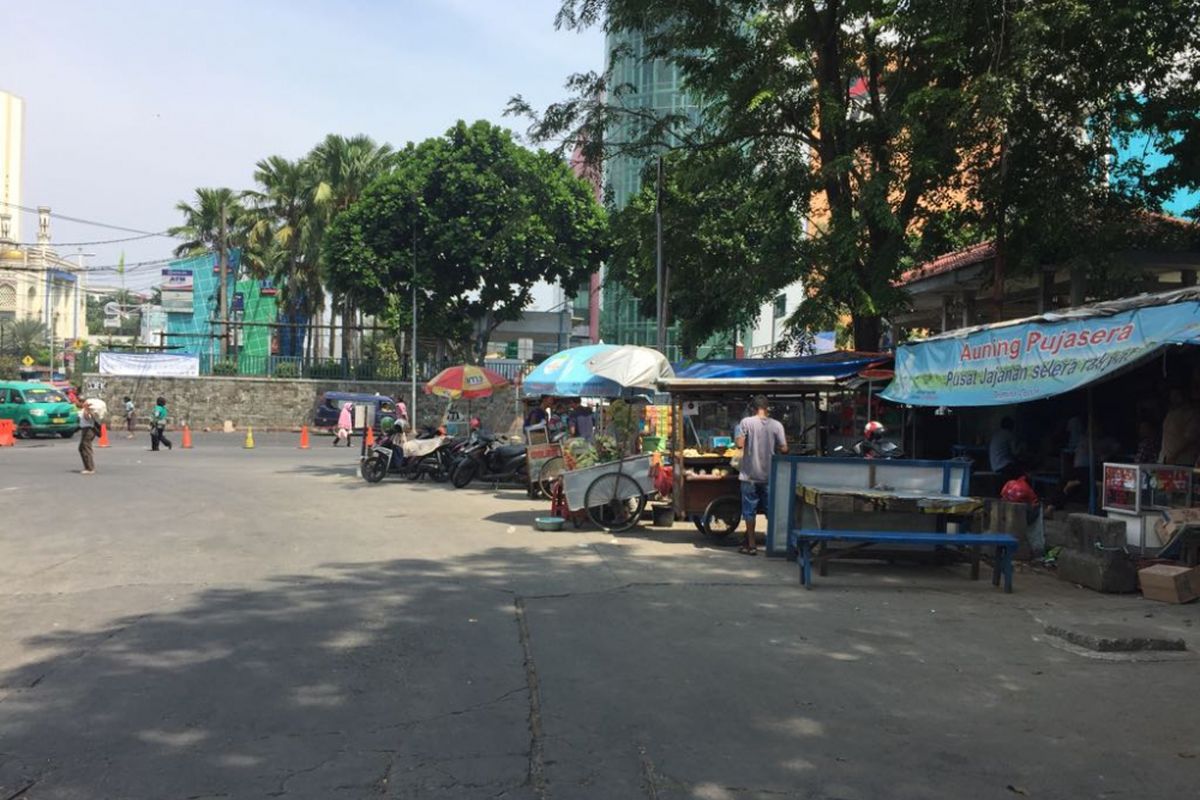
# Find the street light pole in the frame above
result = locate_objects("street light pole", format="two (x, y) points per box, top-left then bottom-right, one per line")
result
(655, 154), (665, 353)
(411, 218), (418, 429)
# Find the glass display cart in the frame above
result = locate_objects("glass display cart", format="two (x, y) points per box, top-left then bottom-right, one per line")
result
(1101, 463), (1192, 551)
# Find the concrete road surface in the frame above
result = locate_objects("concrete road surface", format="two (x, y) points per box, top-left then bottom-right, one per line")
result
(1, 433), (1197, 799)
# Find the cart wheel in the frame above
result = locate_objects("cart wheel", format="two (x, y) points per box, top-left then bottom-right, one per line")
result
(585, 473), (647, 533)
(538, 456), (565, 499)
(700, 497), (741, 538)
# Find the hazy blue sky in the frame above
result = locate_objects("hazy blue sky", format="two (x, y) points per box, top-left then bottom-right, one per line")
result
(0, 1), (602, 302)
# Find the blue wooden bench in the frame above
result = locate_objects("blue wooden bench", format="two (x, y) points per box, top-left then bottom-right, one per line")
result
(788, 529), (1019, 592)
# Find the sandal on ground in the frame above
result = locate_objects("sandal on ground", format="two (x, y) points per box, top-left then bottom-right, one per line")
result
(738, 544), (758, 555)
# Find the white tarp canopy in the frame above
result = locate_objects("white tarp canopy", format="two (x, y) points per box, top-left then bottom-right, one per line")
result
(98, 352), (201, 377)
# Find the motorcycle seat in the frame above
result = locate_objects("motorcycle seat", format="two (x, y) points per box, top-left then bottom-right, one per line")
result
(495, 444), (526, 459)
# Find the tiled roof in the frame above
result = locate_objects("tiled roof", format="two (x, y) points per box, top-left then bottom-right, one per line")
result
(896, 241), (996, 286)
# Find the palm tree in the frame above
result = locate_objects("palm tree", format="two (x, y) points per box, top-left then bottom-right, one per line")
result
(307, 135), (397, 359)
(245, 156), (326, 359)
(168, 187), (247, 257)
(169, 187), (247, 357)
(5, 317), (48, 359)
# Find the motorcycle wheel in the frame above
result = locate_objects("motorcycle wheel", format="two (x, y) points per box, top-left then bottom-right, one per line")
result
(432, 453), (452, 483)
(451, 459), (478, 489)
(402, 459), (423, 481)
(361, 457), (388, 484)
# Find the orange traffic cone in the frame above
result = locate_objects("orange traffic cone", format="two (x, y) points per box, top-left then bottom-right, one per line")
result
(365, 426), (375, 447)
(299, 426), (310, 449)
(182, 425), (193, 449)
(0, 419), (14, 447)
(96, 423), (111, 448)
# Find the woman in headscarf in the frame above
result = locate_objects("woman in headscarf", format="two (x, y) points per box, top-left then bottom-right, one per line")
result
(335, 401), (353, 447)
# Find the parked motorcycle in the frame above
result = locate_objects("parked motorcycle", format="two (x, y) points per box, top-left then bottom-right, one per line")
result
(450, 433), (529, 488)
(360, 424), (439, 484)
(833, 420), (905, 459)
(401, 436), (462, 482)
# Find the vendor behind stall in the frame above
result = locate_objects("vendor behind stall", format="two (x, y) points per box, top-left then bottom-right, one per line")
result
(735, 395), (789, 556)
(989, 417), (1023, 482)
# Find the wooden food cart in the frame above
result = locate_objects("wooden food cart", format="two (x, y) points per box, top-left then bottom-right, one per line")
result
(658, 352), (892, 538)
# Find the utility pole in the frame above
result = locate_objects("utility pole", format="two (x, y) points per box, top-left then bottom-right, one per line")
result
(218, 204), (229, 358)
(654, 154), (666, 354)
(411, 217), (418, 429)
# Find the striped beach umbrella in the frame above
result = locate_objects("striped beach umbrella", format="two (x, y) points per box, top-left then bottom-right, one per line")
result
(424, 364), (510, 399)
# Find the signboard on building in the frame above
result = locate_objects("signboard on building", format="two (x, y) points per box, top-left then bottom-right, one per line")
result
(161, 289), (194, 314)
(161, 269), (193, 290)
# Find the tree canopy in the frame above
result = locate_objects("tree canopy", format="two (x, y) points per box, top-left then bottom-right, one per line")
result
(514, 0), (1200, 348)
(324, 120), (607, 362)
(607, 145), (808, 355)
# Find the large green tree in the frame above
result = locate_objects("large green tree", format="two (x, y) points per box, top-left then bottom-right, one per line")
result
(324, 120), (607, 363)
(515, 0), (1200, 349)
(608, 145), (809, 355)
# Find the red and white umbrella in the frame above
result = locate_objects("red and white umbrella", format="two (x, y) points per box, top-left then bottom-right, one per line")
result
(424, 364), (509, 399)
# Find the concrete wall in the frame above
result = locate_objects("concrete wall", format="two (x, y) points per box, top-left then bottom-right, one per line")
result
(82, 373), (522, 433)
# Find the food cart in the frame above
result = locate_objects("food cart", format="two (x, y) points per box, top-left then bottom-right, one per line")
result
(657, 352), (892, 537)
(523, 344), (675, 515)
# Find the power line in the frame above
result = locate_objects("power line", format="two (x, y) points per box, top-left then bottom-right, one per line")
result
(4, 202), (186, 239)
(8, 231), (170, 247)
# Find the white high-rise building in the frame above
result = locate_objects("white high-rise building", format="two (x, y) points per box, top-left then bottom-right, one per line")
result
(0, 90), (23, 243)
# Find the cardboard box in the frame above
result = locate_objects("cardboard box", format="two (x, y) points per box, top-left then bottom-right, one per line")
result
(1153, 508), (1200, 547)
(1138, 564), (1200, 604)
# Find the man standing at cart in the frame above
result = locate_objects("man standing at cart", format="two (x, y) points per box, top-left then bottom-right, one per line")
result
(736, 395), (788, 555)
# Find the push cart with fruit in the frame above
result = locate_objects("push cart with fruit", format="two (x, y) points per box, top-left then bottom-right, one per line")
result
(558, 453), (657, 532)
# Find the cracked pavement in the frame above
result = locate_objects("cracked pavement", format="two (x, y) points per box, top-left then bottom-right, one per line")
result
(2, 433), (1198, 799)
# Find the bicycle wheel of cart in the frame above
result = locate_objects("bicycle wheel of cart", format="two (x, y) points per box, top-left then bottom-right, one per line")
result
(700, 496), (741, 538)
(585, 473), (646, 533)
(538, 456), (565, 499)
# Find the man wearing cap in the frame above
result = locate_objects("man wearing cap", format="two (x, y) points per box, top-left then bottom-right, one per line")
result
(735, 395), (788, 555)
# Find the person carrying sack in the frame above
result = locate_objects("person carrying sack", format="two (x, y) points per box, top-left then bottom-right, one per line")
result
(75, 395), (98, 474)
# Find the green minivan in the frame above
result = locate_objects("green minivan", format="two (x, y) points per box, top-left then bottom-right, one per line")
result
(0, 381), (80, 438)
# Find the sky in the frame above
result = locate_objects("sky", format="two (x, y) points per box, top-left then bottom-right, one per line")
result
(0, 0), (603, 305)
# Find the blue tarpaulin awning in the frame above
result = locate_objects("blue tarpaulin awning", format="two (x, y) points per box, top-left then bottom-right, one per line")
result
(658, 351), (891, 394)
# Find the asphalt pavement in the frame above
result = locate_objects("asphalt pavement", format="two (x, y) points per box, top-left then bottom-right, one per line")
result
(1, 433), (1197, 799)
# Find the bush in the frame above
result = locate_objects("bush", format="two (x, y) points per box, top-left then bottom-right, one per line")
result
(0, 355), (18, 380)
(212, 359), (239, 376)
(353, 362), (403, 381)
(308, 362), (345, 379)
(273, 361), (300, 379)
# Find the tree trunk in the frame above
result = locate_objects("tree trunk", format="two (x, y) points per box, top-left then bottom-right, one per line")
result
(852, 315), (883, 353)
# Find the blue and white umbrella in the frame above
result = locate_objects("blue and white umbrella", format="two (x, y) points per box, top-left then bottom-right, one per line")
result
(521, 344), (672, 398)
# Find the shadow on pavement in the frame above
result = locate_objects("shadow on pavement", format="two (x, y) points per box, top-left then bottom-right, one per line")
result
(3, 546), (1198, 799)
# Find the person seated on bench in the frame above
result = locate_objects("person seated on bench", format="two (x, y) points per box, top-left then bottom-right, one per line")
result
(989, 416), (1024, 483)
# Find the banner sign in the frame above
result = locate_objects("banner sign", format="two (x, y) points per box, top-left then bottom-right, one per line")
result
(98, 352), (200, 377)
(882, 300), (1200, 407)
(161, 268), (193, 290)
(161, 289), (194, 314)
